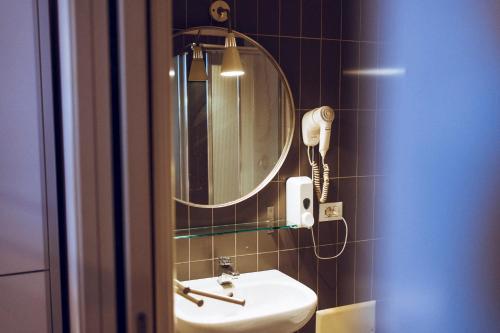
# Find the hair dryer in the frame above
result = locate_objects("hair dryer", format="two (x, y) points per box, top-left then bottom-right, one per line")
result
(302, 106), (335, 203)
(301, 106), (335, 159)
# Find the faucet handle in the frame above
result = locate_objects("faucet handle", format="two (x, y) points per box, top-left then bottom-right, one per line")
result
(217, 256), (232, 268)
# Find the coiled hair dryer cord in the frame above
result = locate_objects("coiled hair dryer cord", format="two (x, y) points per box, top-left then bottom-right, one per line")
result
(307, 146), (329, 203)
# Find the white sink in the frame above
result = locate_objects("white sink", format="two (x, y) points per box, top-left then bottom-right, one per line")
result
(175, 269), (317, 333)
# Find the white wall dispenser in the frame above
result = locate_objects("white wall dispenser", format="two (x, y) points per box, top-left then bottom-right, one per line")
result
(286, 176), (315, 228)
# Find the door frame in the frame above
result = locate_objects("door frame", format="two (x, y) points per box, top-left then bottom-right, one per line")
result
(57, 0), (174, 331)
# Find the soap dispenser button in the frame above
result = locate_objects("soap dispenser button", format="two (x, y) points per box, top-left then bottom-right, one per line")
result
(303, 198), (310, 209)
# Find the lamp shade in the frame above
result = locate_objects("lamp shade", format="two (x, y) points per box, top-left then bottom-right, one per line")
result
(188, 45), (208, 81)
(221, 32), (244, 77)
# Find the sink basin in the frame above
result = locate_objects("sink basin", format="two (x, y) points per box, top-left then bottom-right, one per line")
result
(175, 269), (317, 333)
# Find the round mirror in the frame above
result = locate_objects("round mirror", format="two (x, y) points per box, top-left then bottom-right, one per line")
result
(171, 27), (295, 207)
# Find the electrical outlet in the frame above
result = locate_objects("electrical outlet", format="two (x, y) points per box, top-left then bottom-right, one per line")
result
(319, 202), (343, 221)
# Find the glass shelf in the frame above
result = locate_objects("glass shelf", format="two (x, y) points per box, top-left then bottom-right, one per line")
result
(174, 220), (298, 239)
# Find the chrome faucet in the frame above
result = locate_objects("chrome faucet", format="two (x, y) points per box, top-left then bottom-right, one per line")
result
(217, 256), (239, 285)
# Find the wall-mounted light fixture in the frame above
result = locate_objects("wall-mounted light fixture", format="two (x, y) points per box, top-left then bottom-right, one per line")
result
(221, 32), (244, 77)
(209, 0), (245, 77)
(188, 44), (208, 81)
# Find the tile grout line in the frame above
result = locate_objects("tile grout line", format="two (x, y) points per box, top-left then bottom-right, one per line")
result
(271, 0), (282, 273)
(297, 0), (304, 284)
(187, 206), (191, 279)
(336, 0), (344, 308)
(316, 0), (324, 299)
(370, 24), (382, 299)
(244, 32), (380, 44)
(353, 0), (363, 304)
(177, 238), (381, 265)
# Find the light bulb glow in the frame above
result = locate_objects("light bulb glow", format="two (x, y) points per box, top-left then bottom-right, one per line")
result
(220, 70), (245, 77)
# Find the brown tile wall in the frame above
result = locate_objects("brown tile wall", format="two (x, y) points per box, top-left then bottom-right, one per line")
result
(173, 1), (383, 332)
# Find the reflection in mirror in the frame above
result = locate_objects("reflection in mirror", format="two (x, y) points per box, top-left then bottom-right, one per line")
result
(171, 27), (294, 207)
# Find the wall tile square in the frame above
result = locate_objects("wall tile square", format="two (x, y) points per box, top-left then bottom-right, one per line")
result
(258, 251), (279, 271)
(175, 238), (189, 263)
(236, 254), (258, 273)
(279, 228), (299, 250)
(302, 0), (321, 38)
(340, 42), (360, 109)
(373, 176), (385, 239)
(321, 40), (341, 109)
(190, 259), (213, 279)
(341, 0), (361, 40)
(336, 242), (355, 306)
(318, 244), (338, 309)
(360, 0), (379, 41)
(176, 201), (189, 229)
(322, 0), (342, 39)
(278, 108), (300, 180)
(236, 195), (257, 223)
(236, 230), (257, 255)
(258, 230), (279, 252)
(358, 111), (376, 175)
(176, 263), (189, 281)
(190, 236), (213, 261)
(279, 38), (301, 107)
(355, 240), (373, 302)
(299, 247), (318, 291)
(299, 226), (314, 248)
(172, 0), (186, 30)
(278, 181), (286, 220)
(258, 182), (279, 221)
(190, 206), (212, 228)
(214, 233), (236, 258)
(300, 39), (321, 108)
(187, 0), (213, 27)
(356, 176), (375, 240)
(258, 0), (279, 34)
(338, 110), (358, 177)
(359, 43), (378, 109)
(280, 0), (300, 37)
(279, 249), (299, 279)
(257, 35), (280, 62)
(338, 177), (357, 242)
(372, 239), (385, 301)
(235, 0), (258, 34)
(213, 205), (235, 226)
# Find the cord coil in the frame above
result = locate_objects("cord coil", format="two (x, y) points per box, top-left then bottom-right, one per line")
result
(307, 146), (329, 203)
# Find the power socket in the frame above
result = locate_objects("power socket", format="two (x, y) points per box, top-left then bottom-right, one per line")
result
(319, 202), (343, 221)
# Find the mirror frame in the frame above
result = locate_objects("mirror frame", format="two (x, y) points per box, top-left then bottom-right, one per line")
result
(172, 26), (295, 208)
